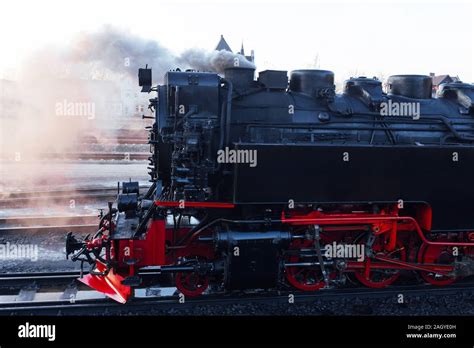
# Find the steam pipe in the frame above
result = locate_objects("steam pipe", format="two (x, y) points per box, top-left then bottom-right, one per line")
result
(216, 79), (233, 172)
(219, 78), (233, 150)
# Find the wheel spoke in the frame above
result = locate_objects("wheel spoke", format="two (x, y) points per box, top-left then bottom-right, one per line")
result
(355, 239), (405, 288)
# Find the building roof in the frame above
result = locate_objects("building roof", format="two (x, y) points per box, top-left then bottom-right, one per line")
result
(432, 75), (459, 86)
(215, 35), (232, 52)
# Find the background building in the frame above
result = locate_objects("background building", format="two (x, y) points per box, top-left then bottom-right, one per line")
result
(430, 72), (460, 95)
(215, 35), (255, 64)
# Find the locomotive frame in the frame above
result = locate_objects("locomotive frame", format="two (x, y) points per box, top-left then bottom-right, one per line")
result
(65, 64), (474, 303)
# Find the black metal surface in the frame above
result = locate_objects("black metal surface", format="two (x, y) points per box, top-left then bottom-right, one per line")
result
(224, 67), (256, 91)
(343, 76), (384, 108)
(289, 69), (335, 97)
(224, 244), (281, 290)
(438, 81), (474, 113)
(113, 212), (139, 239)
(258, 70), (288, 90)
(387, 75), (432, 99)
(139, 65), (474, 232)
(117, 193), (138, 213)
(215, 230), (290, 290)
(233, 143), (474, 231)
(122, 181), (139, 195)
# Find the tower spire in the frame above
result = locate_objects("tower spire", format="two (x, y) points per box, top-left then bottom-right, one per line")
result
(215, 35), (232, 52)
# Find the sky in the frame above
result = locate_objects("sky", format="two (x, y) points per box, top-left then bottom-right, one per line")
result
(0, 0), (472, 83)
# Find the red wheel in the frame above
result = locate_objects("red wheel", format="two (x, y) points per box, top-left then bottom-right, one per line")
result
(417, 243), (458, 286)
(285, 239), (332, 291)
(175, 245), (213, 297)
(354, 240), (406, 288)
(175, 271), (209, 297)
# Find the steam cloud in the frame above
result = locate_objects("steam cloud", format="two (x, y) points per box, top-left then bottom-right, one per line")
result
(69, 25), (255, 80)
(0, 25), (254, 192)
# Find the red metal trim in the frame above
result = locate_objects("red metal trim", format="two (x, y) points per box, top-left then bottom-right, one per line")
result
(416, 204), (432, 230)
(128, 239), (135, 276)
(346, 261), (453, 272)
(86, 234), (107, 250)
(175, 272), (209, 297)
(78, 261), (131, 304)
(281, 211), (474, 247)
(374, 256), (453, 275)
(388, 222), (397, 251)
(155, 201), (235, 209)
(117, 219), (166, 267)
(148, 219), (166, 265)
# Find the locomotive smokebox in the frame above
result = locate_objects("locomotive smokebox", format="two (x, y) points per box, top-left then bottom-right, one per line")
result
(387, 75), (432, 99)
(289, 69), (335, 98)
(224, 67), (255, 90)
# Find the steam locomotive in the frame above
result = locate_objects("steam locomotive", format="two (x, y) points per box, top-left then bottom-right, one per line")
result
(66, 62), (474, 303)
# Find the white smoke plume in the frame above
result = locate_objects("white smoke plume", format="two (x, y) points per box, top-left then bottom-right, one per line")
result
(0, 25), (254, 192)
(179, 48), (256, 74)
(68, 25), (255, 80)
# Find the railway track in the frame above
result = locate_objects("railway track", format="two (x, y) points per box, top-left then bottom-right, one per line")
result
(79, 129), (149, 145)
(0, 215), (183, 234)
(78, 136), (148, 144)
(1, 187), (119, 200)
(0, 270), (473, 315)
(0, 223), (97, 234)
(0, 186), (150, 208)
(1, 196), (112, 209)
(0, 215), (98, 226)
(0, 152), (149, 161)
(103, 137), (148, 144)
(0, 271), (87, 289)
(0, 186), (151, 233)
(0, 215), (97, 233)
(38, 152), (149, 161)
